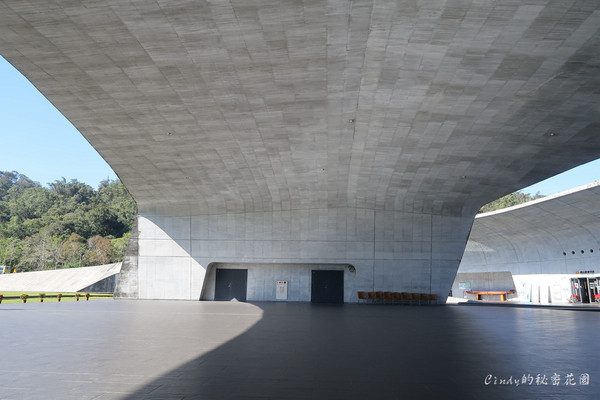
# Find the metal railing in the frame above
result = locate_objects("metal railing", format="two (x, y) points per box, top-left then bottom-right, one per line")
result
(0, 293), (113, 303)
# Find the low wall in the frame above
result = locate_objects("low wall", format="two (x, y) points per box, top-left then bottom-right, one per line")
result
(0, 263), (121, 293)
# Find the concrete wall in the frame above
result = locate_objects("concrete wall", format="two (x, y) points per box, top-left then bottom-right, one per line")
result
(119, 208), (473, 303)
(202, 263), (352, 302)
(80, 274), (120, 293)
(113, 218), (139, 298)
(0, 263), (121, 293)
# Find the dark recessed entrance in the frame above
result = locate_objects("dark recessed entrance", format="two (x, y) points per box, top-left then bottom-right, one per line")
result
(311, 270), (344, 303)
(215, 268), (248, 301)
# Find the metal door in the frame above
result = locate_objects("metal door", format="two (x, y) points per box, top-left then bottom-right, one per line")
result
(311, 270), (344, 303)
(215, 269), (248, 301)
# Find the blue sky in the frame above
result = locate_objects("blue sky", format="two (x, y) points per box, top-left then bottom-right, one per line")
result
(1, 56), (598, 194)
(520, 159), (600, 195)
(0, 56), (117, 188)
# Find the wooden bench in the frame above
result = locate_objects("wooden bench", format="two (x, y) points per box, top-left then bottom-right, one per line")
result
(357, 291), (438, 305)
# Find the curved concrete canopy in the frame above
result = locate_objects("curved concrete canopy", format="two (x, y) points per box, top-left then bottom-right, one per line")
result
(461, 181), (600, 275)
(1, 1), (600, 216)
(1, 1), (600, 301)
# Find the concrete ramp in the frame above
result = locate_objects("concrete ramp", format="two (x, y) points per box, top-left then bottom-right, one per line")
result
(0, 263), (121, 292)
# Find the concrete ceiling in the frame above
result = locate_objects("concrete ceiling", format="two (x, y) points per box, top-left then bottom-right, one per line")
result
(1, 0), (599, 216)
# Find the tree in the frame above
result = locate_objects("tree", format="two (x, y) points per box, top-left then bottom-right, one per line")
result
(85, 235), (112, 265)
(9, 186), (52, 220)
(110, 232), (130, 262)
(479, 191), (544, 214)
(89, 206), (128, 238)
(61, 233), (86, 268)
(0, 171), (18, 199)
(20, 229), (62, 271)
(1, 215), (45, 239)
(0, 201), (10, 223)
(0, 171), (38, 200)
(50, 209), (94, 239)
(0, 237), (23, 268)
(48, 178), (95, 215)
(0, 171), (136, 271)
(97, 179), (136, 232)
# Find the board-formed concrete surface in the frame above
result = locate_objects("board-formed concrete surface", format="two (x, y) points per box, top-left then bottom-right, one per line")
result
(1, 1), (600, 301)
(0, 263), (121, 293)
(0, 301), (597, 400)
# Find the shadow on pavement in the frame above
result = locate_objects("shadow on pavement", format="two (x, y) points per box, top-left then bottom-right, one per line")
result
(120, 302), (598, 400)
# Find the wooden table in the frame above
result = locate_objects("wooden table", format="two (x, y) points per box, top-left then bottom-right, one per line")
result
(465, 290), (516, 301)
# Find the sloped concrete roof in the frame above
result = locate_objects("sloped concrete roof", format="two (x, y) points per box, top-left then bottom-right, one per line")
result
(0, 1), (599, 216)
(0, 263), (121, 292)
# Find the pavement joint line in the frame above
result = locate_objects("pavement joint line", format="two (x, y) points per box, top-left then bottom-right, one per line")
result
(0, 370), (147, 378)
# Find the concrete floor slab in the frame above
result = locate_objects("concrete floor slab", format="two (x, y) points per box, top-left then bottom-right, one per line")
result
(0, 300), (597, 399)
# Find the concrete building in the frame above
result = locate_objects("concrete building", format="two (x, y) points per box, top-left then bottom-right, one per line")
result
(456, 182), (600, 305)
(1, 1), (600, 303)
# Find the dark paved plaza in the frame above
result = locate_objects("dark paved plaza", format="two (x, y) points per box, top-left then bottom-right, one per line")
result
(0, 300), (598, 399)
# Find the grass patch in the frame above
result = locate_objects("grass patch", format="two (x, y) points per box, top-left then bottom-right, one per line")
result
(0, 291), (113, 304)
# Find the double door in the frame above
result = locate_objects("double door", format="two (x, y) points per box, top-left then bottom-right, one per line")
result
(215, 268), (248, 301)
(311, 270), (344, 303)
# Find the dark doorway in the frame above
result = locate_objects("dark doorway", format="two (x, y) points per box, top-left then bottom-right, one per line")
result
(311, 270), (344, 303)
(215, 269), (248, 301)
(579, 278), (590, 303)
(571, 277), (591, 303)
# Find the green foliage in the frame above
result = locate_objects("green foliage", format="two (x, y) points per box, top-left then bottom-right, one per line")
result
(10, 186), (52, 220)
(0, 237), (22, 267)
(110, 232), (130, 263)
(61, 233), (86, 268)
(478, 191), (544, 214)
(86, 235), (112, 266)
(0, 171), (136, 271)
(0, 171), (37, 200)
(18, 228), (63, 272)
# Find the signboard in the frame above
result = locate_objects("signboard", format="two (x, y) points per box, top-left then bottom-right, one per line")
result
(276, 281), (288, 300)
(458, 282), (471, 290)
(521, 282), (532, 303)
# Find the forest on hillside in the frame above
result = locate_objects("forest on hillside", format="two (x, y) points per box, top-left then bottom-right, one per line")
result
(0, 171), (136, 272)
(477, 190), (544, 214)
